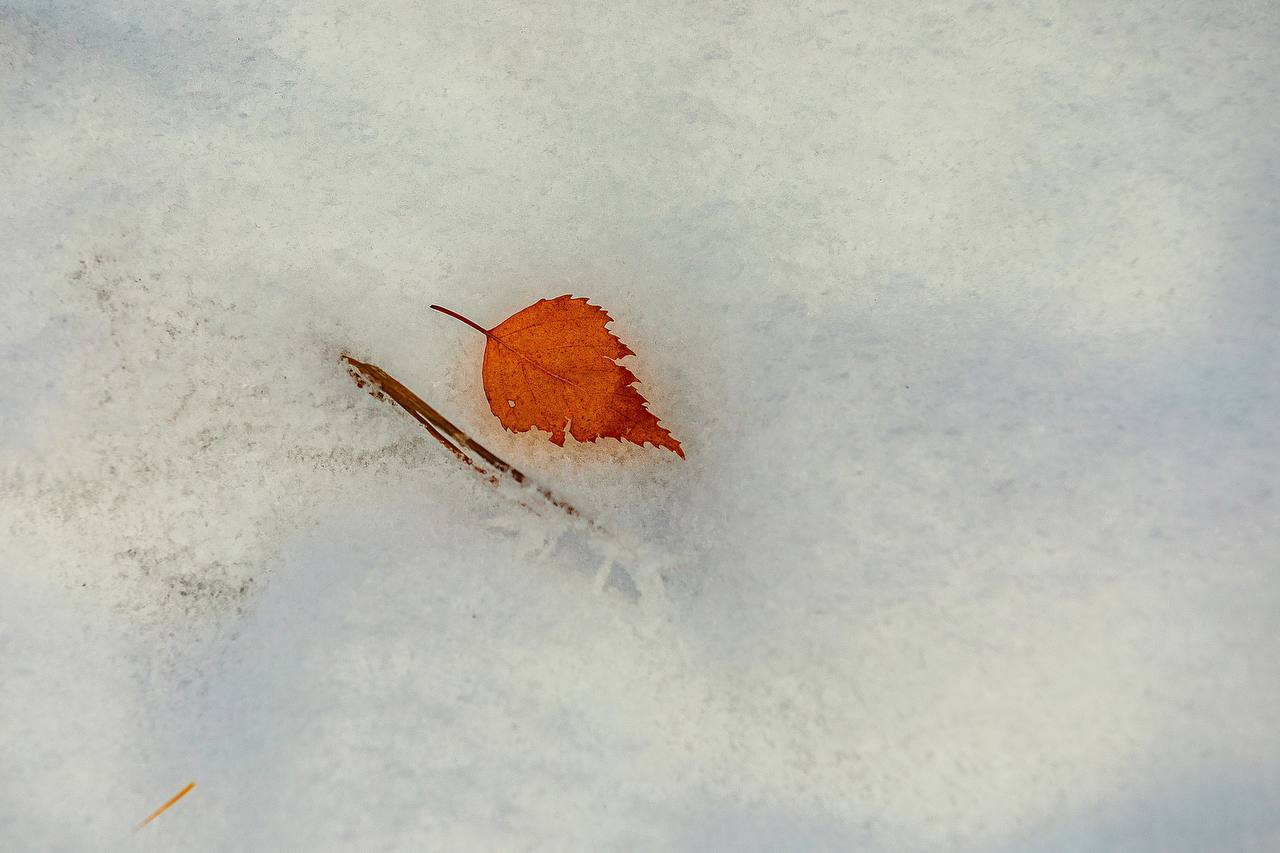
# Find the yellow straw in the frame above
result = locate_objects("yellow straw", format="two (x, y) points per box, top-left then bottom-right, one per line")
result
(134, 781), (195, 831)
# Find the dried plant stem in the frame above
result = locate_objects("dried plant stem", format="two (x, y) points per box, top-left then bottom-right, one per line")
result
(341, 354), (593, 527)
(134, 781), (195, 831)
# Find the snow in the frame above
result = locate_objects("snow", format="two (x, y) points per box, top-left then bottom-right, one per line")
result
(3, 1), (1278, 850)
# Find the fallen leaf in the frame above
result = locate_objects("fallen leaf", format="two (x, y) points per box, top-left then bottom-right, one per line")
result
(431, 296), (684, 457)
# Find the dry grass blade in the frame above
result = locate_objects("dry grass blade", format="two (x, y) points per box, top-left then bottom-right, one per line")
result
(134, 781), (195, 831)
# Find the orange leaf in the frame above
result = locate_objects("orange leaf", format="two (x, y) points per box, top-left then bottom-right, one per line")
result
(431, 296), (684, 457)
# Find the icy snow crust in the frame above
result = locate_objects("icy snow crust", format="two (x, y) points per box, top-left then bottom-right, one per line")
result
(2, 2), (1278, 851)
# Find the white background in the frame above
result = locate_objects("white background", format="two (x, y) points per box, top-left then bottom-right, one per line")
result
(3, 1), (1278, 850)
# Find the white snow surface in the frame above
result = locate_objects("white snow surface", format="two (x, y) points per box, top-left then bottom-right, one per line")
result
(2, 1), (1278, 850)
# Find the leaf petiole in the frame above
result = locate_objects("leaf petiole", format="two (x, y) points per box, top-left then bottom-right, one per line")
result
(430, 305), (491, 337)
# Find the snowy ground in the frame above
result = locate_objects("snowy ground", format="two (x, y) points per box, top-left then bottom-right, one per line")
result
(3, 2), (1278, 850)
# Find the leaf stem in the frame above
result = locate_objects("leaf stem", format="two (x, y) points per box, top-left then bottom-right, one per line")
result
(430, 305), (491, 336)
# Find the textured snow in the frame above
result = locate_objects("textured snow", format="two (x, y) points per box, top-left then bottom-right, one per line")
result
(2, 1), (1278, 850)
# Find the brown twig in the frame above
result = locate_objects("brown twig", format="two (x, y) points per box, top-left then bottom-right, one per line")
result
(341, 354), (591, 525)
